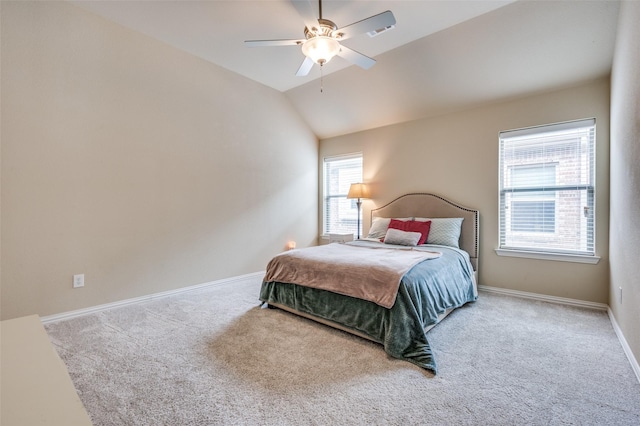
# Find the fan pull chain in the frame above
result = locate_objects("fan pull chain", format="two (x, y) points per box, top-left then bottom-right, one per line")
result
(320, 63), (324, 93)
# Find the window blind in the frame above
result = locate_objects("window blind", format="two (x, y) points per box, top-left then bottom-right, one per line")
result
(323, 154), (363, 236)
(499, 118), (596, 256)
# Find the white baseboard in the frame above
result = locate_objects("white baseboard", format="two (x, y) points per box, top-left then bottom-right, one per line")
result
(607, 308), (640, 384)
(40, 277), (639, 385)
(479, 284), (639, 384)
(40, 272), (265, 324)
(478, 285), (608, 310)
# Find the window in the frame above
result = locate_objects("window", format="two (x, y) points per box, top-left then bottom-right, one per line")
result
(510, 164), (556, 233)
(498, 118), (596, 259)
(323, 154), (363, 236)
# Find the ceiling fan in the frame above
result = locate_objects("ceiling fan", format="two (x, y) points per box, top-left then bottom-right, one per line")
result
(245, 0), (396, 77)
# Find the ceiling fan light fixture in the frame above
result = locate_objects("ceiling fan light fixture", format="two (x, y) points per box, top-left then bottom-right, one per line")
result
(301, 36), (341, 65)
(245, 3), (396, 77)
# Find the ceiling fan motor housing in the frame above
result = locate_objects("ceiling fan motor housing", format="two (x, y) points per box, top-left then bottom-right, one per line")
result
(304, 19), (338, 39)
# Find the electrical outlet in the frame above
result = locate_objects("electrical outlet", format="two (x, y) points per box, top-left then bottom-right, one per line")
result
(73, 274), (85, 288)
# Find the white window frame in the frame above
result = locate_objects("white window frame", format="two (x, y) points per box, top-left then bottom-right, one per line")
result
(496, 118), (599, 264)
(322, 153), (363, 237)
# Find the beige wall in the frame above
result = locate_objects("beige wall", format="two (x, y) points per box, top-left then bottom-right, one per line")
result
(609, 1), (640, 370)
(320, 78), (610, 304)
(0, 1), (318, 319)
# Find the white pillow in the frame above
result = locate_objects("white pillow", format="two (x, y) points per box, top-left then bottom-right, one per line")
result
(383, 228), (421, 246)
(367, 217), (411, 239)
(414, 217), (464, 248)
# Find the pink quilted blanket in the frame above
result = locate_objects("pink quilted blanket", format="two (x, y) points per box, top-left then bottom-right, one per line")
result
(263, 242), (441, 308)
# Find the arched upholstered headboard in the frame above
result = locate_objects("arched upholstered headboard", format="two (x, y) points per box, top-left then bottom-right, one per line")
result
(371, 193), (479, 272)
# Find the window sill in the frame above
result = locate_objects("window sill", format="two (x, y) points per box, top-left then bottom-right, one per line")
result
(495, 248), (600, 264)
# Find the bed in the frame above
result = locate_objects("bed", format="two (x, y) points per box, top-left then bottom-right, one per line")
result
(260, 193), (479, 373)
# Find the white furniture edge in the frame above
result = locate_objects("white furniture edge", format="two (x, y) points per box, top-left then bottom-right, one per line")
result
(480, 284), (639, 384)
(1, 315), (93, 425)
(40, 271), (265, 324)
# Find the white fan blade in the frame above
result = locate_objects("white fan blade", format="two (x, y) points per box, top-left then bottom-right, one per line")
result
(296, 56), (314, 76)
(291, 0), (320, 33)
(245, 39), (304, 47)
(337, 45), (376, 70)
(334, 11), (396, 41)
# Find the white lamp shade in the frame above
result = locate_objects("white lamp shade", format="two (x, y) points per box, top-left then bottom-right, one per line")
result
(347, 183), (370, 199)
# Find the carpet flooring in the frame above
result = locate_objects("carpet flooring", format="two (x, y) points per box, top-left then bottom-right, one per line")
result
(45, 276), (640, 425)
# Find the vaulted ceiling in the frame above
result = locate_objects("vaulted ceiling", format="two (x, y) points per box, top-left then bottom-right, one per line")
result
(71, 1), (620, 139)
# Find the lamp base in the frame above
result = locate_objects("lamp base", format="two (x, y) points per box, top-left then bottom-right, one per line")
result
(356, 199), (362, 239)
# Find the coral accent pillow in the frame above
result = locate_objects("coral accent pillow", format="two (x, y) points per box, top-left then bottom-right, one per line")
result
(388, 219), (432, 245)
